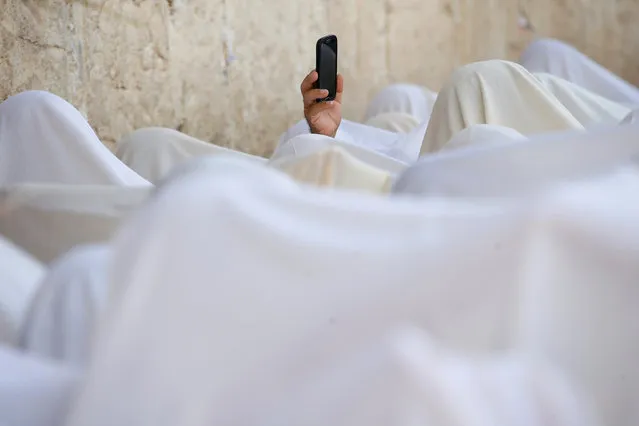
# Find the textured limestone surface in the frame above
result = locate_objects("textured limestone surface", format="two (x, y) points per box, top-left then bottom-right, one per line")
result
(1, 0), (638, 155)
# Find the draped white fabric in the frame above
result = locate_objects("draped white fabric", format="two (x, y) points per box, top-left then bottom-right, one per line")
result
(533, 73), (630, 126)
(116, 127), (266, 183)
(0, 91), (149, 186)
(422, 60), (582, 154)
(0, 184), (150, 263)
(394, 125), (639, 197)
(520, 38), (639, 106)
(272, 134), (402, 192)
(67, 155), (639, 426)
(209, 329), (593, 426)
(0, 236), (45, 346)
(278, 118), (427, 163)
(20, 245), (109, 366)
(271, 133), (408, 174)
(364, 83), (437, 122)
(0, 346), (79, 426)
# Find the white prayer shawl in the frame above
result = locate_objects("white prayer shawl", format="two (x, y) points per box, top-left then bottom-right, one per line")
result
(0, 91), (148, 186)
(533, 73), (631, 126)
(0, 346), (79, 426)
(0, 184), (151, 263)
(20, 245), (109, 366)
(364, 112), (421, 134)
(271, 133), (408, 175)
(116, 127), (266, 183)
(278, 118), (427, 163)
(422, 60), (582, 155)
(520, 38), (639, 107)
(67, 158), (639, 426)
(394, 125), (639, 198)
(440, 124), (526, 152)
(0, 236), (45, 346)
(215, 329), (593, 426)
(364, 83), (437, 122)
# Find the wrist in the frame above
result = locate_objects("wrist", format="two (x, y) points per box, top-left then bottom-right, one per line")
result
(308, 123), (337, 138)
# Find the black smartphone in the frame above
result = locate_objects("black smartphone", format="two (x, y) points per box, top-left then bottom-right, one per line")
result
(315, 35), (338, 102)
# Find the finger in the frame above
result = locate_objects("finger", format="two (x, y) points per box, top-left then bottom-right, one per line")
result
(300, 70), (319, 94)
(303, 89), (329, 107)
(335, 74), (344, 104)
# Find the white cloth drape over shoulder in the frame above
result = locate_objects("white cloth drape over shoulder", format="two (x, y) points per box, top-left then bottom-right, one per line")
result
(0, 346), (79, 426)
(520, 39), (639, 106)
(67, 157), (639, 426)
(20, 245), (109, 366)
(0, 91), (148, 186)
(116, 127), (266, 183)
(0, 236), (45, 346)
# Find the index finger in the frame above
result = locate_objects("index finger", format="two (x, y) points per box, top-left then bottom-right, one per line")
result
(300, 70), (318, 94)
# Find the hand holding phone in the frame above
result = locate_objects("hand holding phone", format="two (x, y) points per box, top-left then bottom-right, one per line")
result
(299, 35), (343, 138)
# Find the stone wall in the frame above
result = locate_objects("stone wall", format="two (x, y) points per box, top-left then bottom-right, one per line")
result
(1, 0), (638, 156)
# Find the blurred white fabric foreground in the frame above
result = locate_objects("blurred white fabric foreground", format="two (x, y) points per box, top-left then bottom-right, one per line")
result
(0, 91), (148, 186)
(20, 245), (110, 367)
(395, 125), (639, 197)
(0, 184), (151, 263)
(0, 346), (79, 426)
(520, 38), (639, 106)
(67, 156), (639, 426)
(0, 236), (45, 346)
(211, 329), (593, 426)
(116, 127), (266, 183)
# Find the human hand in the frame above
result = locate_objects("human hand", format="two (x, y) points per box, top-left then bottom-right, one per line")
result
(300, 70), (344, 138)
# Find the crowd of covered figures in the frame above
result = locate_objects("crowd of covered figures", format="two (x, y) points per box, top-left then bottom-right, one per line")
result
(1, 37), (639, 426)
